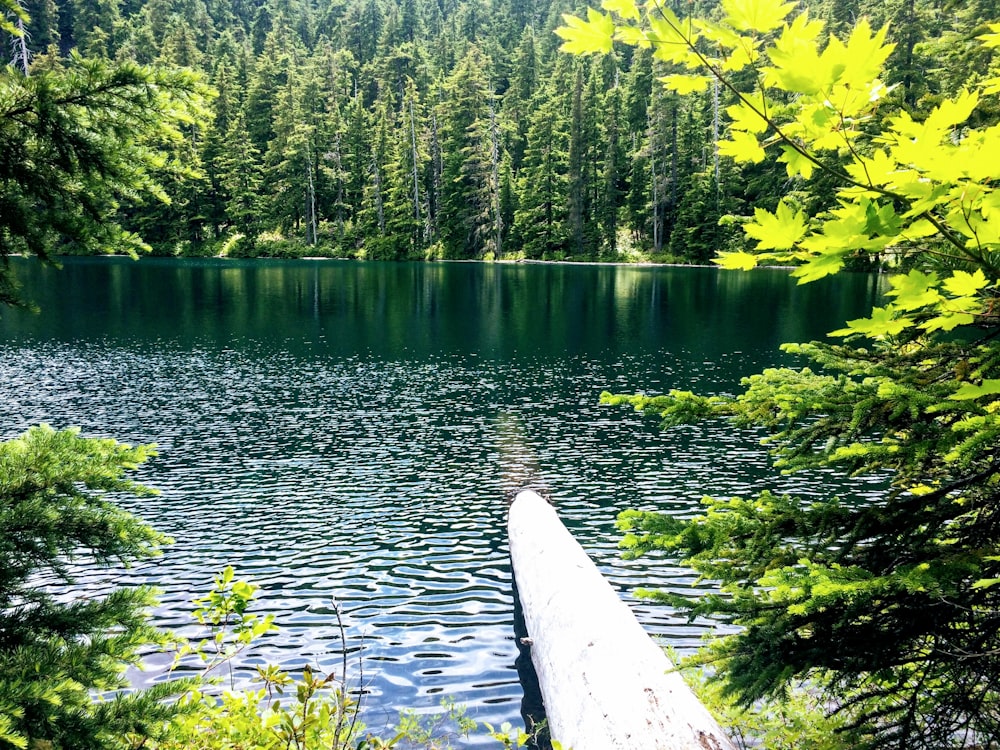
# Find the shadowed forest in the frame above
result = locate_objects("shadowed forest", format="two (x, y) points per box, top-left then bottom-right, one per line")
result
(6, 0), (995, 261)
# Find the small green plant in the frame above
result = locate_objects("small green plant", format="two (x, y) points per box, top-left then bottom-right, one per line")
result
(376, 699), (477, 749)
(176, 565), (278, 689)
(155, 569), (534, 750)
(155, 567), (366, 750)
(682, 664), (850, 750)
(484, 720), (562, 750)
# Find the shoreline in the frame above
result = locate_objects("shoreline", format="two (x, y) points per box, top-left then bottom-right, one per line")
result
(20, 252), (814, 273)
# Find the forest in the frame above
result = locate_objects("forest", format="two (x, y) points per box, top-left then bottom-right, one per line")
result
(4, 0), (997, 263)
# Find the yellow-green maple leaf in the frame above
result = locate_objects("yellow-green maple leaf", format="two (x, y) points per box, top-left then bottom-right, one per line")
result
(840, 20), (894, 90)
(723, 41), (760, 71)
(556, 10), (615, 55)
(694, 19), (743, 47)
(943, 269), (989, 297)
(982, 75), (1000, 96)
(616, 25), (650, 46)
(778, 145), (816, 179)
(846, 149), (899, 188)
(722, 0), (795, 32)
(658, 74), (713, 94)
(648, 8), (695, 47)
(922, 311), (976, 333)
(922, 295), (980, 332)
(726, 100), (769, 134)
(831, 305), (912, 338)
(765, 13), (831, 94)
(792, 248), (850, 283)
(963, 127), (1000, 182)
(885, 269), (941, 311)
(798, 201), (869, 253)
(923, 89), (979, 140)
(977, 21), (1000, 47)
(745, 201), (808, 249)
(901, 218), (939, 240)
(718, 129), (766, 163)
(715, 251), (759, 271)
(601, 0), (640, 21)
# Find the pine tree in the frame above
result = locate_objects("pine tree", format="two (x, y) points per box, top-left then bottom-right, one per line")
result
(68, 0), (120, 56)
(243, 31), (287, 153)
(505, 24), (538, 173)
(437, 45), (500, 258)
(599, 64), (624, 256)
(0, 426), (197, 750)
(567, 65), (585, 255)
(18, 0), (58, 55)
(381, 78), (427, 256)
(218, 110), (264, 239)
(513, 67), (570, 259)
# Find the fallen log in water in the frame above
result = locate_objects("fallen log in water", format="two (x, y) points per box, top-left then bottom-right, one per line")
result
(508, 489), (737, 750)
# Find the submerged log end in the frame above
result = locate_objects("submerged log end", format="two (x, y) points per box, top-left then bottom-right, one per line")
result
(508, 489), (737, 750)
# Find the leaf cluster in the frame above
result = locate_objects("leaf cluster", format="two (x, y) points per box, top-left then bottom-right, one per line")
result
(560, 0), (1000, 339)
(568, 2), (1000, 747)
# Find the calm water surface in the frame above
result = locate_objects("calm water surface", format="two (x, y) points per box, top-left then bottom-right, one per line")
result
(0, 258), (885, 738)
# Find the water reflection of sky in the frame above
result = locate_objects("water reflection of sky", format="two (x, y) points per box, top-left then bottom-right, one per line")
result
(0, 258), (887, 740)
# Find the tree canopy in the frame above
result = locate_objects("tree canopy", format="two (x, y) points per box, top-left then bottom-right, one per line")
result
(6, 0), (988, 262)
(558, 0), (1000, 747)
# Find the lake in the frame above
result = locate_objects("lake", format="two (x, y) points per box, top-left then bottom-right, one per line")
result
(0, 257), (886, 740)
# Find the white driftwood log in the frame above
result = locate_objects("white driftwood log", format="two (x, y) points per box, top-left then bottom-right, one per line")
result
(508, 489), (737, 750)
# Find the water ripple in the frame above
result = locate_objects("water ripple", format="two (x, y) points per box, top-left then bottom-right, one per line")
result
(0, 262), (886, 739)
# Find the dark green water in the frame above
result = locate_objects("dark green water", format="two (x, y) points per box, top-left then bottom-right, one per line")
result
(0, 257), (885, 737)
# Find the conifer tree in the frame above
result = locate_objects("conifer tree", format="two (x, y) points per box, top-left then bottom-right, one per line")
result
(218, 110), (265, 239)
(0, 427), (197, 750)
(437, 45), (499, 258)
(513, 68), (570, 259)
(0, 48), (208, 304)
(382, 78), (427, 256)
(505, 25), (538, 173)
(599, 66), (624, 256)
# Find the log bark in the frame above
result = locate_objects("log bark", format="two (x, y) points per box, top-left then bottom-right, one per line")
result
(508, 489), (737, 750)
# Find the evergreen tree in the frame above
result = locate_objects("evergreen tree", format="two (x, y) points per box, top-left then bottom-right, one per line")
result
(0, 50), (208, 305)
(513, 68), (570, 259)
(218, 110), (265, 238)
(382, 78), (427, 257)
(504, 24), (538, 172)
(18, 0), (58, 55)
(342, 87), (370, 242)
(67, 0), (120, 56)
(599, 65), (624, 256)
(243, 31), (287, 152)
(357, 95), (390, 252)
(264, 63), (326, 242)
(346, 0), (382, 65)
(0, 426), (197, 750)
(437, 45), (500, 258)
(567, 65), (585, 254)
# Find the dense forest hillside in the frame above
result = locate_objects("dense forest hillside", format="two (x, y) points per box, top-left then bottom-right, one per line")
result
(4, 0), (998, 261)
